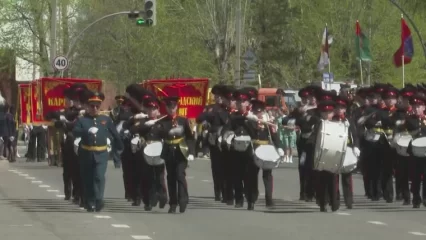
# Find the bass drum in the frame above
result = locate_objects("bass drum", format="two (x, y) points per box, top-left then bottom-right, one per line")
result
(74, 137), (81, 155)
(144, 141), (164, 166)
(314, 120), (348, 174)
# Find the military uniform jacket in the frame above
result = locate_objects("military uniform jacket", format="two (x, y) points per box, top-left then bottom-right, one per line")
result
(293, 107), (318, 140)
(222, 111), (254, 152)
(196, 104), (229, 145)
(130, 118), (164, 143)
(73, 114), (124, 162)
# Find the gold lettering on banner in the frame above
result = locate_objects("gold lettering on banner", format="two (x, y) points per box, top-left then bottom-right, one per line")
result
(47, 98), (65, 107)
(178, 108), (187, 116)
(179, 97), (203, 106)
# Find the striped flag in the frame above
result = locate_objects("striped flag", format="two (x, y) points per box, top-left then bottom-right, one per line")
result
(317, 26), (330, 71)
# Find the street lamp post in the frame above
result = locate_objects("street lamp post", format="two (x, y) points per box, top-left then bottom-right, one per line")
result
(389, 0), (426, 59)
(61, 11), (145, 77)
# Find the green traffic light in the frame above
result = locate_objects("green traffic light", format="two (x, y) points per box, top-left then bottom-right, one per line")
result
(136, 18), (145, 25)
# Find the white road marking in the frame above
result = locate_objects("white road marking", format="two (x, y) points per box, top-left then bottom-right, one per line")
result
(79, 207), (85, 210)
(8, 169), (17, 172)
(111, 224), (130, 228)
(131, 236), (152, 240)
(47, 189), (59, 192)
(19, 174), (29, 177)
(201, 180), (212, 182)
(409, 232), (426, 236)
(335, 212), (351, 216)
(14, 172), (22, 174)
(94, 215), (111, 219)
(307, 205), (318, 209)
(259, 192), (265, 196)
(367, 221), (387, 226)
(25, 177), (36, 180)
(56, 194), (66, 198)
(39, 185), (50, 188)
(187, 176), (194, 179)
(31, 180), (42, 184)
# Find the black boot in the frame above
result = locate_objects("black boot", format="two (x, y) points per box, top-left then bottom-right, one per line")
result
(168, 205), (177, 213)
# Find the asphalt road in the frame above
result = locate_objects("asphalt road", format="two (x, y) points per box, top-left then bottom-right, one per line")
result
(1, 155), (426, 240)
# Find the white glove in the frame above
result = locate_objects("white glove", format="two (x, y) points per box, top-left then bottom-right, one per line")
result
(246, 113), (258, 121)
(88, 127), (98, 134)
(123, 130), (129, 134)
(9, 136), (14, 142)
(42, 125), (48, 130)
(135, 113), (148, 119)
(187, 155), (194, 161)
(144, 119), (156, 127)
(79, 110), (85, 115)
(59, 115), (67, 122)
(277, 148), (284, 157)
(353, 147), (361, 157)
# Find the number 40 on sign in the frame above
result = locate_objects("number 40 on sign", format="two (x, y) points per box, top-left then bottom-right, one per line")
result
(53, 56), (68, 71)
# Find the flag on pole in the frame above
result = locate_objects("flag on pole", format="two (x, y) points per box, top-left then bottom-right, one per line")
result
(393, 17), (414, 67)
(355, 20), (372, 61)
(317, 26), (329, 71)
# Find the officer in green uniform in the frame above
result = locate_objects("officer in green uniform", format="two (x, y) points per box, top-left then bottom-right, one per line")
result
(73, 90), (124, 212)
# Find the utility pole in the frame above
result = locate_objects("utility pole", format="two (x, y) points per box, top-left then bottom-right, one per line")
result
(50, 0), (58, 74)
(235, 0), (242, 86)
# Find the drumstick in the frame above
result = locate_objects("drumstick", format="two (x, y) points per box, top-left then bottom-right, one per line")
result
(152, 115), (168, 123)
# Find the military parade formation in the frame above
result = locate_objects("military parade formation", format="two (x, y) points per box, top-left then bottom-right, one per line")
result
(26, 80), (426, 214)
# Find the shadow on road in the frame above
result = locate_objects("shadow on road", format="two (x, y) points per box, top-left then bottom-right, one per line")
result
(1, 194), (423, 214)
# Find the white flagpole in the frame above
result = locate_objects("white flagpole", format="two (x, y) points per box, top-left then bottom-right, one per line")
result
(326, 23), (331, 90)
(359, 60), (364, 85)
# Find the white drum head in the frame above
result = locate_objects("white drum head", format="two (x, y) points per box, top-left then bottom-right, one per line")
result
(412, 137), (426, 147)
(144, 142), (163, 157)
(397, 136), (412, 147)
(255, 145), (280, 162)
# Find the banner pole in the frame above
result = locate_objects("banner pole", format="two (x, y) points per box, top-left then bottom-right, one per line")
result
(359, 59), (364, 85)
(402, 55), (405, 87)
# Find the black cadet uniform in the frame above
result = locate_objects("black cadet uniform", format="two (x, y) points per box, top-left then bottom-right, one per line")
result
(393, 85), (417, 204)
(333, 95), (359, 209)
(244, 99), (280, 210)
(312, 100), (339, 212)
(221, 87), (258, 208)
(293, 86), (321, 201)
(196, 84), (229, 201)
(73, 90), (124, 212)
(361, 84), (388, 201)
(160, 96), (195, 214)
(130, 96), (168, 211)
(405, 93), (426, 208)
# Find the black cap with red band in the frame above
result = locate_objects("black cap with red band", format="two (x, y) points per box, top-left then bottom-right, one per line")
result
(143, 97), (160, 108)
(381, 86), (399, 99)
(409, 93), (426, 106)
(317, 90), (337, 101)
(334, 95), (349, 107)
(318, 100), (336, 112)
(233, 88), (251, 101)
(400, 83), (417, 98)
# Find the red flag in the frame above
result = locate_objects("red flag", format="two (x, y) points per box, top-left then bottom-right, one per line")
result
(393, 17), (414, 67)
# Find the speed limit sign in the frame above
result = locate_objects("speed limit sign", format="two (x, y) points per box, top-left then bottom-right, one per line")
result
(53, 56), (69, 71)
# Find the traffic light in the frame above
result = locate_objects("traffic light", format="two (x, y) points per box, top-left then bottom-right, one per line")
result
(144, 0), (156, 26)
(136, 18), (145, 26)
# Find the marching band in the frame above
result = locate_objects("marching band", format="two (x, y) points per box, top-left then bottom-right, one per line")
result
(45, 81), (426, 213)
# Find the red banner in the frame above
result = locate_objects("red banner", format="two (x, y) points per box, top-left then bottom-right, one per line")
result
(30, 78), (103, 124)
(143, 78), (209, 119)
(18, 83), (31, 124)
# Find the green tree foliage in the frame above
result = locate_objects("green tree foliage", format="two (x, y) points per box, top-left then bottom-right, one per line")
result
(1, 0), (426, 88)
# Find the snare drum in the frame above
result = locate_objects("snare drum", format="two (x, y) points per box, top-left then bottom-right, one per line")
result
(74, 137), (81, 155)
(411, 137), (426, 157)
(395, 134), (412, 156)
(143, 141), (164, 166)
(340, 147), (357, 173)
(232, 135), (251, 152)
(254, 145), (281, 170)
(314, 120), (348, 174)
